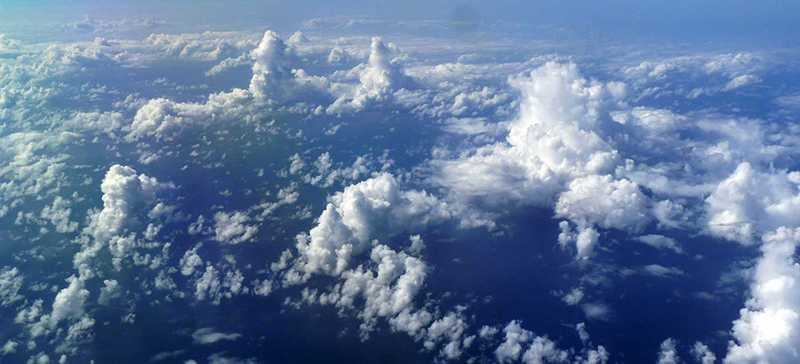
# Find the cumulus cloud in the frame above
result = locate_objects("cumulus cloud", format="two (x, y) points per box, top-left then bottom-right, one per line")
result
(97, 279), (121, 305)
(494, 320), (608, 364)
(0, 267), (23, 307)
(285, 172), (453, 282)
(555, 175), (650, 232)
(249, 30), (329, 104)
(76, 164), (173, 278)
(657, 338), (681, 364)
(705, 163), (800, 245)
(692, 342), (716, 364)
(213, 211), (259, 245)
(40, 196), (78, 233)
(725, 227), (800, 363)
(327, 37), (415, 114)
(126, 89), (252, 141)
(429, 62), (634, 227)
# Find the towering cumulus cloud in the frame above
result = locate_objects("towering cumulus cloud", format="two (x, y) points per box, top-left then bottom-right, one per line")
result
(327, 37), (415, 114)
(431, 61), (641, 258)
(249, 30), (328, 104)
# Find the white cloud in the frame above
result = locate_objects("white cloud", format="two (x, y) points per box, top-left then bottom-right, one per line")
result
(327, 37), (415, 114)
(249, 30), (329, 104)
(581, 303), (611, 321)
(429, 62), (629, 222)
(635, 234), (684, 254)
(555, 175), (650, 233)
(286, 172), (453, 282)
(40, 196), (78, 233)
(691, 342), (716, 364)
(76, 164), (173, 279)
(657, 338), (680, 364)
(562, 287), (585, 306)
(725, 227), (800, 363)
(0, 267), (23, 307)
(97, 279), (121, 305)
(49, 276), (89, 327)
(213, 211), (259, 245)
(180, 245), (203, 276)
(1, 340), (18, 355)
(191, 328), (242, 345)
(705, 163), (800, 245)
(642, 264), (685, 278)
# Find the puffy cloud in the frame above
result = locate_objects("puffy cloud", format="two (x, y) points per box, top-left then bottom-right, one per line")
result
(286, 173), (452, 281)
(424, 312), (472, 359)
(249, 30), (329, 104)
(0, 267), (23, 307)
(705, 163), (800, 245)
(0, 132), (75, 210)
(213, 211), (259, 245)
(657, 338), (681, 364)
(326, 244), (429, 336)
(725, 227), (800, 363)
(327, 37), (415, 114)
(49, 276), (89, 327)
(1, 340), (18, 355)
(555, 175), (650, 232)
(562, 287), (585, 306)
(97, 279), (121, 305)
(195, 265), (222, 302)
(180, 246), (203, 276)
(692, 342), (716, 364)
(430, 62), (626, 209)
(76, 165), (172, 279)
(41, 196), (78, 233)
(494, 320), (606, 364)
(495, 321), (532, 362)
(126, 89), (252, 140)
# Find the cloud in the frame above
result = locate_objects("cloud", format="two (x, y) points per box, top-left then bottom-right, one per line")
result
(76, 164), (173, 278)
(213, 211), (259, 245)
(285, 172), (453, 282)
(40, 196), (78, 233)
(642, 264), (685, 278)
(1, 340), (18, 355)
(725, 227), (800, 363)
(326, 37), (415, 114)
(705, 162), (800, 245)
(555, 175), (650, 233)
(126, 90), (252, 141)
(692, 342), (716, 364)
(49, 276), (90, 327)
(249, 30), (329, 104)
(429, 62), (626, 210)
(634, 234), (684, 254)
(191, 328), (242, 345)
(494, 320), (608, 364)
(657, 338), (680, 364)
(581, 303), (612, 321)
(97, 279), (121, 305)
(0, 267), (23, 307)
(562, 287), (585, 306)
